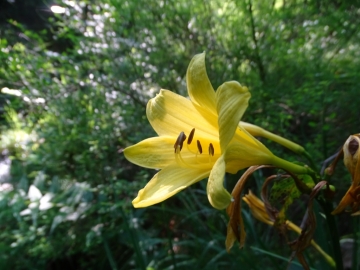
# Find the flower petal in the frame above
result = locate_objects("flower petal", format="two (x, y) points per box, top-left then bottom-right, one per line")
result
(207, 155), (232, 209)
(132, 165), (209, 208)
(147, 90), (218, 140)
(331, 187), (355, 214)
(224, 141), (273, 173)
(124, 136), (177, 169)
(216, 81), (251, 153)
(186, 52), (217, 115)
(332, 150), (360, 214)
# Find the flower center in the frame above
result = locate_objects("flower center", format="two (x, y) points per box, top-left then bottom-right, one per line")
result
(173, 128), (215, 169)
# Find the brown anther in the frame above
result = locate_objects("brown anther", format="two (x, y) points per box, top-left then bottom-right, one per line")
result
(348, 138), (359, 156)
(197, 140), (203, 154)
(187, 128), (195, 144)
(208, 143), (214, 156)
(174, 132), (187, 153)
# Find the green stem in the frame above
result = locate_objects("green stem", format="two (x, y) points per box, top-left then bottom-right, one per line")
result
(162, 204), (177, 270)
(318, 200), (344, 270)
(302, 150), (319, 176)
(120, 209), (147, 270)
(272, 155), (312, 175)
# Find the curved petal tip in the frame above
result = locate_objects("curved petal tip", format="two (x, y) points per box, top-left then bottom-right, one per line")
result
(207, 156), (232, 209)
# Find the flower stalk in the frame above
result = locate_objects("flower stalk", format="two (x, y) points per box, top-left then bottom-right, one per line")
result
(243, 191), (335, 268)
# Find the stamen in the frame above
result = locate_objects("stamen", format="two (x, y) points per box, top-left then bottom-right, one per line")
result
(187, 128), (195, 144)
(174, 145), (207, 169)
(174, 138), (213, 170)
(174, 132), (187, 153)
(197, 140), (203, 154)
(208, 143), (214, 156)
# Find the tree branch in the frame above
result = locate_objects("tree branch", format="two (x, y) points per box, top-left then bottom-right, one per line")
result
(247, 0), (266, 84)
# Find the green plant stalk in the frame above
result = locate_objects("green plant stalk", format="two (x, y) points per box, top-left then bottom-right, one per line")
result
(120, 209), (147, 270)
(103, 237), (118, 270)
(301, 133), (342, 270)
(162, 203), (177, 270)
(301, 150), (319, 173)
(272, 155), (313, 175)
(318, 199), (344, 270)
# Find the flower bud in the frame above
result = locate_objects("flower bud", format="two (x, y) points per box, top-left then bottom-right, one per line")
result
(343, 134), (360, 178)
(332, 134), (360, 215)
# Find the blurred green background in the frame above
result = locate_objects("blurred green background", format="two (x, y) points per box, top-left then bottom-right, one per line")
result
(0, 0), (359, 269)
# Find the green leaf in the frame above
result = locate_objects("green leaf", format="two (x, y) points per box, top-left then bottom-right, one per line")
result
(269, 175), (315, 223)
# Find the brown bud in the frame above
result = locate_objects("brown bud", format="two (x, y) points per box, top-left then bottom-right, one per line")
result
(343, 134), (360, 178)
(348, 139), (359, 156)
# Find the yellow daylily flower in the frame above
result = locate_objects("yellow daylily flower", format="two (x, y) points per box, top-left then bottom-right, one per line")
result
(124, 52), (309, 209)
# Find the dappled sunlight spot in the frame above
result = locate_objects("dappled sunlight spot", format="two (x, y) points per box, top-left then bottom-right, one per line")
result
(50, 5), (66, 14)
(0, 155), (11, 183)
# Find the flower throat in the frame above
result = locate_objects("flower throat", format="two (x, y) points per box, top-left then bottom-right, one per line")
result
(173, 128), (215, 168)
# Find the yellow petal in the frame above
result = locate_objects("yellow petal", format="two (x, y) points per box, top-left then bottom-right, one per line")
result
(207, 155), (232, 209)
(224, 141), (273, 173)
(186, 52), (217, 115)
(332, 186), (355, 214)
(123, 136), (177, 169)
(243, 192), (273, 226)
(132, 164), (209, 208)
(333, 139), (360, 214)
(216, 81), (251, 152)
(147, 89), (218, 140)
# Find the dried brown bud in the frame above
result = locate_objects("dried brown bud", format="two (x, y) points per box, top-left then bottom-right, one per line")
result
(332, 134), (360, 215)
(343, 134), (360, 178)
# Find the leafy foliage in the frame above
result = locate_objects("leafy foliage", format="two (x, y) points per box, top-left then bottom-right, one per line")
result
(0, 0), (359, 269)
(269, 174), (314, 224)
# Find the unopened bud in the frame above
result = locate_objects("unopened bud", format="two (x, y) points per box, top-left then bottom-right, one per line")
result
(343, 134), (360, 178)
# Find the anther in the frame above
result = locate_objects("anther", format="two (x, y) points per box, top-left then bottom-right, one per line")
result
(187, 128), (195, 144)
(197, 140), (203, 154)
(208, 143), (214, 156)
(174, 132), (187, 153)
